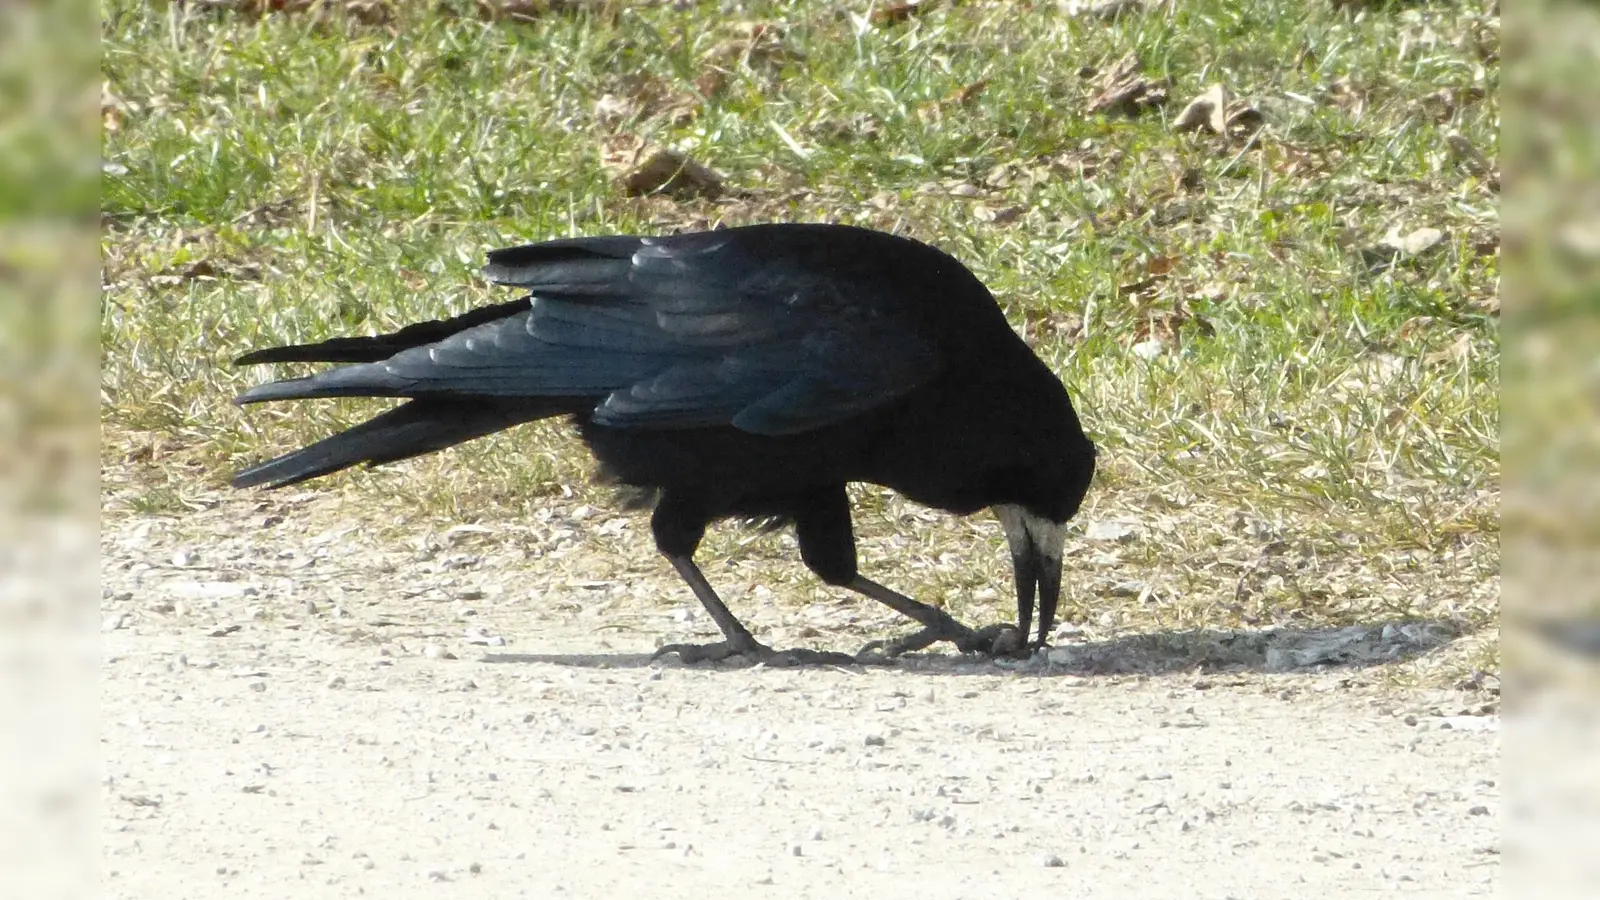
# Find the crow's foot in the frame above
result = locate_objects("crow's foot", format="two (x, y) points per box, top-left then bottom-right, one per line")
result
(858, 621), (1028, 660)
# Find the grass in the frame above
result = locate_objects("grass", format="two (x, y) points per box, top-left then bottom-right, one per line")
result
(4, 0), (100, 618)
(100, 0), (1499, 684)
(1497, 1), (1599, 687)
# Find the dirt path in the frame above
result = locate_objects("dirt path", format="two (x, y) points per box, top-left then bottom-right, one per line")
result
(101, 503), (1499, 898)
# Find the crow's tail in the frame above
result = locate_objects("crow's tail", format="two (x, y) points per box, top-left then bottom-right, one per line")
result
(233, 298), (532, 366)
(231, 397), (575, 490)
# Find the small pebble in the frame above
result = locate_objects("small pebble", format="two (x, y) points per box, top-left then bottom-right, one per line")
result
(422, 645), (456, 660)
(325, 675), (346, 689)
(247, 680), (267, 693)
(1043, 854), (1066, 868)
(864, 734), (885, 747)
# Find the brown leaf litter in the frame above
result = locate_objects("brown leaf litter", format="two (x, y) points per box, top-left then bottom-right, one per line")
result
(1085, 53), (1169, 116)
(593, 73), (705, 131)
(983, 143), (1117, 192)
(149, 258), (266, 287)
(1118, 253), (1215, 356)
(700, 21), (802, 73)
(1172, 83), (1263, 137)
(1445, 131), (1499, 192)
(1324, 76), (1369, 117)
(102, 83), (127, 133)
(972, 204), (1028, 226)
(600, 136), (724, 199)
(1423, 332), (1476, 367)
(871, 0), (936, 26)
(916, 79), (989, 124)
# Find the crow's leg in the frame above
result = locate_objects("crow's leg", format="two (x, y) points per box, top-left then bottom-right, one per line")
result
(848, 577), (1025, 658)
(653, 555), (761, 661)
(791, 488), (1019, 659)
(651, 556), (861, 667)
(650, 494), (860, 667)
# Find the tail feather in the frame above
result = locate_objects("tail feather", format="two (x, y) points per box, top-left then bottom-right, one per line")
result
(234, 362), (414, 406)
(231, 397), (574, 490)
(230, 240), (651, 489)
(482, 236), (640, 290)
(234, 298), (532, 366)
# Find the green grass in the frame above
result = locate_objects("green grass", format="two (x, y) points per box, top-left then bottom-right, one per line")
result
(101, 0), (1500, 681)
(4, 0), (99, 533)
(1496, 1), (1599, 686)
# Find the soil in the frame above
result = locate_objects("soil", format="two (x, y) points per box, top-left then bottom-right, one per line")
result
(101, 498), (1499, 898)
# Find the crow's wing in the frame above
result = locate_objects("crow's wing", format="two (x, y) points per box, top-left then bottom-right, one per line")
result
(240, 230), (942, 436)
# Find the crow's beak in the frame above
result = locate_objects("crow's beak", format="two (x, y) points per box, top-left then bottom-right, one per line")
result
(993, 504), (1067, 650)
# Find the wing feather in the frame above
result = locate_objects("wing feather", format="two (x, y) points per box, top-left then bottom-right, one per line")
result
(240, 229), (943, 434)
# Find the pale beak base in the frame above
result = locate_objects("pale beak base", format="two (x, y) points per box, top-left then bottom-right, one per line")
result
(993, 504), (1067, 650)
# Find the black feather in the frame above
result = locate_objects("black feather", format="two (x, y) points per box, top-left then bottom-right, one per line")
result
(231, 397), (574, 489)
(234, 298), (532, 366)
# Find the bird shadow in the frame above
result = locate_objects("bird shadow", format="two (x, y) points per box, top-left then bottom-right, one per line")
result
(480, 619), (1470, 677)
(484, 651), (663, 669)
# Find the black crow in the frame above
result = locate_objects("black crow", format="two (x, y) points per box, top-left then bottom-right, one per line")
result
(231, 224), (1096, 664)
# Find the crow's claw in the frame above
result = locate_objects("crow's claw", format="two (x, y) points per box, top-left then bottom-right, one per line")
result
(857, 622), (1028, 660)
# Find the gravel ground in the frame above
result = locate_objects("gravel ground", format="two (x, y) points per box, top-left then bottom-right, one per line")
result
(101, 503), (1500, 898)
